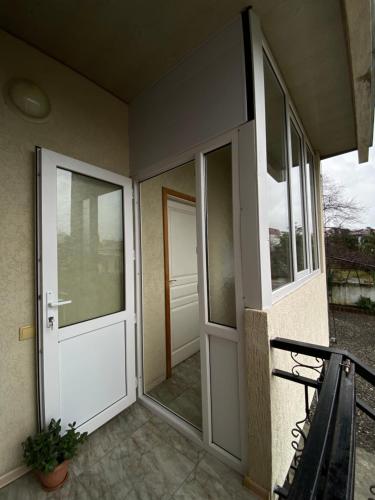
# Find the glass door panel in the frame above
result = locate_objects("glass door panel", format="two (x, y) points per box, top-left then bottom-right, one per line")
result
(205, 144), (236, 328)
(140, 161), (202, 430)
(57, 169), (125, 327)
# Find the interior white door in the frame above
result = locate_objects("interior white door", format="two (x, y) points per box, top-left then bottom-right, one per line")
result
(168, 199), (199, 367)
(37, 148), (136, 434)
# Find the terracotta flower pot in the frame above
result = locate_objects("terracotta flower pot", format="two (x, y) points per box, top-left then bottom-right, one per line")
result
(35, 460), (69, 491)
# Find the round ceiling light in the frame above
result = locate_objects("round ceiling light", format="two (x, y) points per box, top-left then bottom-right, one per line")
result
(5, 78), (51, 122)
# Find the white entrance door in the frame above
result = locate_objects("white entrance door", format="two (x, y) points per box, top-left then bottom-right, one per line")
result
(168, 199), (199, 367)
(37, 148), (136, 434)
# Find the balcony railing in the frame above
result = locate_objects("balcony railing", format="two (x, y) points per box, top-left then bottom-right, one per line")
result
(271, 337), (375, 500)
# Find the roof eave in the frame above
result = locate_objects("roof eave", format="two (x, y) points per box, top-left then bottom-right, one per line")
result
(343, 0), (374, 163)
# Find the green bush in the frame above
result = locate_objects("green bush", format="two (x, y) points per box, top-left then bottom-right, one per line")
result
(22, 419), (87, 473)
(355, 295), (375, 313)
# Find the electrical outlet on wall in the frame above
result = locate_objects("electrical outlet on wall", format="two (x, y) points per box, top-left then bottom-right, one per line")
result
(19, 325), (35, 341)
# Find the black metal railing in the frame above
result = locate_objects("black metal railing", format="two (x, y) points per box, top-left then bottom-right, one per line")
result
(271, 337), (375, 500)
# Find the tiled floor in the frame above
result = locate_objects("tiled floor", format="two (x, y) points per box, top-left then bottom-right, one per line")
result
(148, 353), (202, 429)
(0, 402), (256, 500)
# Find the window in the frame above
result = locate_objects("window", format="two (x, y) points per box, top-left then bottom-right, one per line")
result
(264, 56), (292, 290)
(290, 122), (308, 273)
(263, 51), (320, 295)
(306, 148), (319, 270)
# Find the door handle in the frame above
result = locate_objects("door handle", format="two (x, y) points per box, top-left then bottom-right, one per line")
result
(46, 292), (71, 330)
(48, 299), (72, 307)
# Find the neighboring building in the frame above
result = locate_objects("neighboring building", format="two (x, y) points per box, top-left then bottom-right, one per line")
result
(352, 228), (371, 243)
(269, 228), (281, 246)
(0, 1), (373, 498)
(325, 226), (374, 243)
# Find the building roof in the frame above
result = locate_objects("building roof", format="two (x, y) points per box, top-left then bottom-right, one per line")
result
(0, 0), (373, 161)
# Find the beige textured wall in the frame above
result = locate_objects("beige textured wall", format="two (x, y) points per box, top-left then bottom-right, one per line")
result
(245, 273), (329, 494)
(0, 30), (129, 477)
(268, 273), (329, 490)
(140, 162), (195, 391)
(244, 160), (329, 496)
(244, 308), (272, 491)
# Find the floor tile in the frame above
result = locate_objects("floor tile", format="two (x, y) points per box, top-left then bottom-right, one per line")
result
(148, 414), (205, 464)
(59, 471), (94, 500)
(195, 453), (255, 499)
(147, 352), (202, 429)
(148, 375), (191, 406)
(0, 471), (79, 500)
(0, 471), (66, 500)
(71, 401), (152, 476)
(172, 464), (255, 500)
(168, 387), (202, 429)
(74, 420), (196, 499)
(0, 399), (250, 500)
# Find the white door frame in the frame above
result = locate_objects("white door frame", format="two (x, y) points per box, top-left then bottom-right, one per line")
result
(36, 147), (136, 435)
(196, 131), (248, 468)
(134, 127), (248, 474)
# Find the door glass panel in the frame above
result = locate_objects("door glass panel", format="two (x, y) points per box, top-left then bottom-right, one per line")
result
(57, 169), (125, 327)
(205, 144), (236, 329)
(290, 122), (307, 272)
(264, 55), (292, 290)
(140, 161), (202, 430)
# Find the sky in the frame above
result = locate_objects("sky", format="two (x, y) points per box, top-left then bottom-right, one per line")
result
(322, 142), (375, 230)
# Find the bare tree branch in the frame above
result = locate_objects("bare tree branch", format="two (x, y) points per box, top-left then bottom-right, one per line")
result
(322, 175), (363, 229)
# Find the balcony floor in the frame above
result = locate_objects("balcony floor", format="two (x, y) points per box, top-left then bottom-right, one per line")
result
(0, 402), (255, 500)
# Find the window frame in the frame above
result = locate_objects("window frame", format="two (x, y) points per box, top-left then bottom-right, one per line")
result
(263, 53), (294, 292)
(261, 41), (321, 304)
(287, 113), (310, 280)
(305, 145), (320, 272)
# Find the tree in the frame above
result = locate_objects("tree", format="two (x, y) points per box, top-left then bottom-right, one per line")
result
(322, 175), (363, 229)
(360, 228), (375, 256)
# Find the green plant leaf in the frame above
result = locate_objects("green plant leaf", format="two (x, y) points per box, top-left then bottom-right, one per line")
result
(22, 418), (88, 473)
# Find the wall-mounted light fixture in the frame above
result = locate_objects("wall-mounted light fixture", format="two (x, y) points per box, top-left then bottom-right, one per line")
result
(4, 78), (51, 122)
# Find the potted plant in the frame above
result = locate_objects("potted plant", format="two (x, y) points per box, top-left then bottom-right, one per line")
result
(22, 418), (87, 491)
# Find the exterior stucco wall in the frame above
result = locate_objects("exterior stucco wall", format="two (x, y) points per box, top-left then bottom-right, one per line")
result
(244, 154), (328, 497)
(244, 308), (272, 491)
(245, 273), (329, 494)
(268, 273), (329, 490)
(0, 30), (129, 478)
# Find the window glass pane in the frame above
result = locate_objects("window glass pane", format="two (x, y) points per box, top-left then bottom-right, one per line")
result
(205, 144), (236, 328)
(264, 56), (292, 290)
(290, 122), (307, 272)
(306, 150), (319, 270)
(57, 169), (125, 327)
